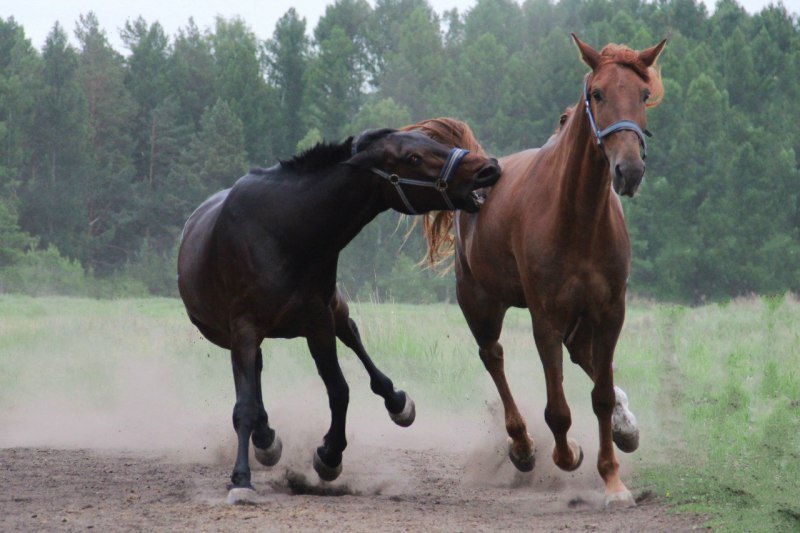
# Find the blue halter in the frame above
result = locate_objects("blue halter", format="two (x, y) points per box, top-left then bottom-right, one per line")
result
(369, 147), (470, 214)
(583, 80), (650, 160)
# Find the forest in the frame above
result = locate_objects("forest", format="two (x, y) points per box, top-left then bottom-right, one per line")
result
(0, 0), (798, 303)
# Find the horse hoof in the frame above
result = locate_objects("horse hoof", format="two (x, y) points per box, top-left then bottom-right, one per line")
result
(553, 439), (584, 472)
(604, 489), (636, 510)
(313, 449), (342, 482)
(389, 391), (416, 427)
(254, 434), (283, 467)
(612, 386), (639, 453)
(226, 487), (258, 505)
(507, 438), (535, 472)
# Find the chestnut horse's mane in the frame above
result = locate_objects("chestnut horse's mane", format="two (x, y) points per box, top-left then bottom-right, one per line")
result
(399, 117), (488, 268)
(411, 42), (663, 268)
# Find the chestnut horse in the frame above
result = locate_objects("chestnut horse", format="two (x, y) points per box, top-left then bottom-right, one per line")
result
(178, 129), (500, 502)
(415, 36), (665, 508)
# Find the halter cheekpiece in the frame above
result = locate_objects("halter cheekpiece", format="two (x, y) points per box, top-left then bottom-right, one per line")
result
(368, 147), (470, 214)
(583, 80), (650, 160)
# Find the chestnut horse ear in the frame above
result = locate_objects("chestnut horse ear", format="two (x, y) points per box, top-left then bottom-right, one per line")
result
(571, 33), (601, 70)
(638, 39), (667, 67)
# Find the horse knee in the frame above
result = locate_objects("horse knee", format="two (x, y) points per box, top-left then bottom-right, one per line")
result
(544, 403), (572, 435)
(478, 343), (503, 371)
(591, 386), (615, 418)
(232, 401), (260, 432)
(328, 382), (350, 410)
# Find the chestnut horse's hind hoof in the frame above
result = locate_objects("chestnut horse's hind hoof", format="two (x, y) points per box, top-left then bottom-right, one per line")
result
(507, 438), (535, 472)
(612, 386), (640, 453)
(254, 434), (283, 467)
(389, 391), (416, 427)
(604, 489), (636, 510)
(313, 449), (343, 482)
(226, 487), (259, 505)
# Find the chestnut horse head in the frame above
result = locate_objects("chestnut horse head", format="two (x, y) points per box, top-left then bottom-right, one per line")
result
(572, 34), (666, 196)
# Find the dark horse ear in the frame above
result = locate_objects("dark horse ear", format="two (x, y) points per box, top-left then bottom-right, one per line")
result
(571, 33), (601, 70)
(638, 39), (667, 67)
(350, 128), (398, 158)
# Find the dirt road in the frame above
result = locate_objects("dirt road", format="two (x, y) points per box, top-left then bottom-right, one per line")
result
(0, 445), (705, 532)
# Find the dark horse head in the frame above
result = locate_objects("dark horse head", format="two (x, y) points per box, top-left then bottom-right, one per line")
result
(573, 34), (666, 197)
(348, 128), (500, 213)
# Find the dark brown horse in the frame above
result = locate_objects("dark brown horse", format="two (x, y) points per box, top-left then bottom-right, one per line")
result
(416, 36), (665, 508)
(178, 129), (500, 502)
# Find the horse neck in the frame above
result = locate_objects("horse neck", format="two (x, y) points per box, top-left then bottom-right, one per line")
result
(328, 168), (389, 251)
(547, 100), (614, 233)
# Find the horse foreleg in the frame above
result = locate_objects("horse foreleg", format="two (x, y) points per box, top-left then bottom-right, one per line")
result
(591, 318), (635, 509)
(332, 294), (414, 426)
(251, 348), (282, 467)
(565, 320), (638, 452)
(307, 309), (349, 482)
(226, 323), (263, 503)
(532, 322), (584, 473)
(459, 287), (534, 471)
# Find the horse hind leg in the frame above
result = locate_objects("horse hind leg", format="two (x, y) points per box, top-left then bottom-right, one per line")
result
(564, 319), (639, 453)
(251, 348), (282, 467)
(332, 292), (414, 426)
(226, 324), (265, 503)
(458, 287), (534, 472)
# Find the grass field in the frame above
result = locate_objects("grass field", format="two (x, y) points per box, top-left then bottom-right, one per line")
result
(1, 294), (798, 530)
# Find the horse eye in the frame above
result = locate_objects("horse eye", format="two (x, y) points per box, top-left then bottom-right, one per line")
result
(407, 154), (421, 166)
(643, 90), (651, 102)
(591, 90), (602, 102)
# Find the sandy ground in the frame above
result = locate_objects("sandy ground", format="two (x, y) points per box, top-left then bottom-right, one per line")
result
(0, 441), (706, 532)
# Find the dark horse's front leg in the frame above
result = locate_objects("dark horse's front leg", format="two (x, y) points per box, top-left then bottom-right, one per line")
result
(331, 291), (415, 426)
(307, 305), (350, 481)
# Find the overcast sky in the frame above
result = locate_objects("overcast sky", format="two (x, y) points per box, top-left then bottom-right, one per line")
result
(6, 0), (799, 53)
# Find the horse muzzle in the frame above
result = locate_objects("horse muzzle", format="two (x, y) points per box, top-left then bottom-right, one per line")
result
(463, 158), (501, 213)
(612, 159), (645, 197)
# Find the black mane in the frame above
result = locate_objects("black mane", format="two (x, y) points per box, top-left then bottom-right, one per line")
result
(273, 138), (355, 174)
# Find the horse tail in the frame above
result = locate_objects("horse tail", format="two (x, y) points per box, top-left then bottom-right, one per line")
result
(400, 118), (488, 268)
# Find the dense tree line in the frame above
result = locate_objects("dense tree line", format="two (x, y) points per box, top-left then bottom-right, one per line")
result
(0, 0), (798, 303)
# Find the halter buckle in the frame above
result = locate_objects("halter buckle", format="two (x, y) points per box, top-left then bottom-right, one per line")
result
(388, 174), (400, 185)
(435, 179), (448, 191)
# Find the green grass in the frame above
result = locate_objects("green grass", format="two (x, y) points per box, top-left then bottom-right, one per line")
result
(0, 294), (798, 530)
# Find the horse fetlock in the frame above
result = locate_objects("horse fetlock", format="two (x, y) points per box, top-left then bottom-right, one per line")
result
(552, 438), (584, 472)
(253, 433), (283, 467)
(230, 468), (252, 489)
(313, 447), (343, 482)
(388, 390), (416, 427)
(612, 387), (639, 452)
(507, 436), (535, 472)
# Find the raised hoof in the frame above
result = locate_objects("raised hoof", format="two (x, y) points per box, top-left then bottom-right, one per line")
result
(313, 449), (343, 482)
(612, 386), (640, 453)
(553, 439), (584, 472)
(389, 391), (416, 427)
(612, 427), (640, 453)
(226, 487), (258, 505)
(507, 439), (535, 472)
(254, 434), (283, 467)
(604, 490), (636, 510)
